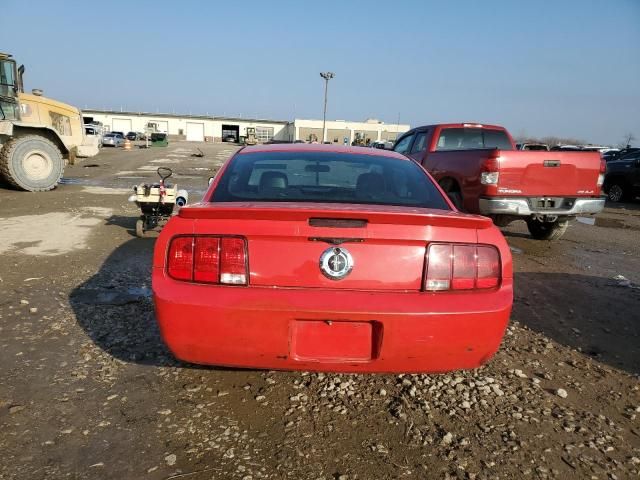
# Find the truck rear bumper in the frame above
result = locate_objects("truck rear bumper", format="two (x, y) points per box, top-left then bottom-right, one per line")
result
(478, 197), (605, 216)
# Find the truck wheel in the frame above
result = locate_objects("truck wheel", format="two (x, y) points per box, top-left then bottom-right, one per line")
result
(0, 135), (64, 191)
(526, 218), (569, 241)
(135, 219), (145, 238)
(606, 183), (625, 203)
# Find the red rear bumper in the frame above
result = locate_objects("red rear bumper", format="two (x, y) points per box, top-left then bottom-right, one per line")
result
(153, 276), (512, 373)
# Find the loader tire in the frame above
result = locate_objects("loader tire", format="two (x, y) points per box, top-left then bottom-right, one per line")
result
(526, 218), (569, 241)
(0, 135), (64, 191)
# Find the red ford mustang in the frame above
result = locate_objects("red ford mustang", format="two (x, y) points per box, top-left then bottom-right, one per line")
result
(152, 144), (513, 373)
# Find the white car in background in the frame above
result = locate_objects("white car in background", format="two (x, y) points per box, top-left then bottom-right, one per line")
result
(371, 140), (394, 150)
(102, 132), (125, 147)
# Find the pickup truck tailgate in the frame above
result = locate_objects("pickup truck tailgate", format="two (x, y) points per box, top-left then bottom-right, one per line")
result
(496, 151), (602, 196)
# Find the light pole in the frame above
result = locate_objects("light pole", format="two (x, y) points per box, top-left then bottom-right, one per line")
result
(320, 72), (335, 143)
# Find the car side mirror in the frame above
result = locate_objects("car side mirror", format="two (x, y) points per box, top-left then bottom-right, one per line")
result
(208, 177), (214, 185)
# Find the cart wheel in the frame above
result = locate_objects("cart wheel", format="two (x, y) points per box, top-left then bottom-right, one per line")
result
(136, 219), (145, 238)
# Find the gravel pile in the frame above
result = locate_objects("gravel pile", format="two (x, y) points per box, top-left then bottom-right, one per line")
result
(245, 323), (640, 479)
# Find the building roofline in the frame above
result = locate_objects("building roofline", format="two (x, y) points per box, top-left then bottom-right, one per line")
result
(293, 117), (410, 127)
(82, 109), (291, 125)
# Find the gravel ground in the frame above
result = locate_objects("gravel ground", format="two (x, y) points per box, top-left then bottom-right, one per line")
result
(0, 142), (639, 479)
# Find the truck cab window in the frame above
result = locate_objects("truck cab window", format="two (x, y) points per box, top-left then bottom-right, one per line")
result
(410, 132), (428, 154)
(436, 128), (513, 151)
(393, 134), (414, 154)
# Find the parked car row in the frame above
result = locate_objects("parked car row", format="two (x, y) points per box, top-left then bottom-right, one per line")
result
(126, 131), (147, 141)
(99, 131), (149, 147)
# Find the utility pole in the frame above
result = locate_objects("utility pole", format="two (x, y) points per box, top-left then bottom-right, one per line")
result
(320, 72), (335, 143)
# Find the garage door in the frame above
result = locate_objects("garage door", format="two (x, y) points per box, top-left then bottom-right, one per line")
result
(148, 120), (169, 133)
(112, 118), (132, 133)
(186, 122), (204, 142)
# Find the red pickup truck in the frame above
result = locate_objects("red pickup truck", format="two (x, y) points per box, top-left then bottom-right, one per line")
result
(394, 123), (606, 240)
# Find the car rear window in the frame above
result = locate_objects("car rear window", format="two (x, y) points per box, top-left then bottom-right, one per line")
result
(436, 128), (513, 151)
(211, 151), (451, 210)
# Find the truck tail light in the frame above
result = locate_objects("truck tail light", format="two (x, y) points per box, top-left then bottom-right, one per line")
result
(480, 172), (500, 185)
(481, 156), (500, 185)
(168, 236), (247, 285)
(425, 243), (500, 291)
(597, 159), (606, 187)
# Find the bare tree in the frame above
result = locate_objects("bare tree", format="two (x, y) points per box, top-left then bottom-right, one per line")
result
(621, 132), (637, 149)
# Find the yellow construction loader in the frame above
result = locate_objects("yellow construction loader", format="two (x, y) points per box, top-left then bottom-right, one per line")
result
(0, 52), (99, 191)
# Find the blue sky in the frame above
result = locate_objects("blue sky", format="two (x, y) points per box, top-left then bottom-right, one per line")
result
(2, 0), (639, 145)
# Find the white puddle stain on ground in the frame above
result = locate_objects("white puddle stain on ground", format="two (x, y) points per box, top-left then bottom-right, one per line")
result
(78, 206), (114, 218)
(0, 207), (113, 256)
(149, 159), (181, 164)
(81, 186), (132, 195)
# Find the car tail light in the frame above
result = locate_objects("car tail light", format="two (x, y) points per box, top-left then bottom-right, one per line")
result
(220, 238), (247, 285)
(452, 245), (476, 290)
(425, 243), (500, 291)
(167, 236), (247, 285)
(476, 246), (500, 289)
(194, 237), (219, 283)
(168, 237), (194, 281)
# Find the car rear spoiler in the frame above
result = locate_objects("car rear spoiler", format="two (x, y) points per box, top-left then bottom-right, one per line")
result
(179, 203), (494, 229)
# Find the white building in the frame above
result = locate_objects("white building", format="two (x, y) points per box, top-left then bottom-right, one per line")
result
(82, 110), (289, 143)
(82, 110), (410, 145)
(293, 118), (410, 144)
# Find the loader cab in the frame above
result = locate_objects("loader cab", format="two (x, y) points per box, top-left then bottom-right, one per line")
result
(0, 53), (21, 120)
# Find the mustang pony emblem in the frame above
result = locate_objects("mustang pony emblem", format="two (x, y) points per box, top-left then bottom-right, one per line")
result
(319, 247), (354, 280)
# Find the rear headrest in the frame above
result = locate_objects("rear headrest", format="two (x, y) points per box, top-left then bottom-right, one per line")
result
(356, 172), (385, 197)
(259, 171), (288, 190)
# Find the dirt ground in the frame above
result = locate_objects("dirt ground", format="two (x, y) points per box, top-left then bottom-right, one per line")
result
(0, 142), (639, 480)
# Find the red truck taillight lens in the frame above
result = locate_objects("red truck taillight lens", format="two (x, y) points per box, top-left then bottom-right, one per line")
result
(425, 243), (500, 291)
(167, 236), (247, 285)
(597, 159), (606, 187)
(480, 157), (500, 185)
